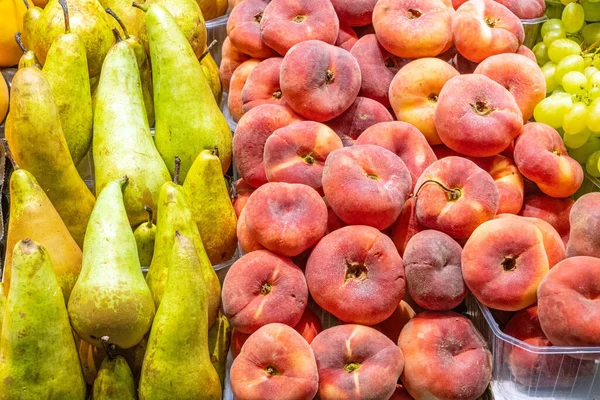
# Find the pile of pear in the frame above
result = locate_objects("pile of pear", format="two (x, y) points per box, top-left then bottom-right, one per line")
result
(0, 0), (238, 398)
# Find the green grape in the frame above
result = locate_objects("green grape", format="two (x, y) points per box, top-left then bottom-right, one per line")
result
(585, 66), (599, 77)
(591, 86), (600, 99)
(554, 86), (567, 94)
(583, 1), (600, 22)
(588, 0), (600, 3)
(563, 71), (588, 93)
(561, 0), (577, 4)
(533, 42), (550, 66)
(569, 135), (600, 164)
(542, 19), (566, 37)
(587, 98), (600, 132)
(544, 29), (567, 47)
(587, 71), (600, 89)
(586, 151), (600, 176)
(564, 128), (590, 148)
(534, 93), (574, 128)
(564, 102), (589, 134)
(582, 23), (600, 46)
(555, 54), (585, 83)
(548, 39), (582, 63)
(563, 3), (585, 33)
(585, 56), (594, 68)
(542, 62), (560, 93)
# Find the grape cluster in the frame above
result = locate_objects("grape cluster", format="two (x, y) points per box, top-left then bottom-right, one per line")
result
(532, 0), (600, 176)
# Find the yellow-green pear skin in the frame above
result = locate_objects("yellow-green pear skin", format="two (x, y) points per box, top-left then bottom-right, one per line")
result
(139, 233), (222, 400)
(93, 355), (137, 400)
(93, 38), (169, 227)
(3, 169), (82, 303)
(208, 311), (232, 387)
(22, 0), (42, 51)
(68, 178), (156, 349)
(5, 67), (95, 248)
(0, 283), (5, 333)
(146, 180), (221, 327)
(100, 0), (143, 38)
(143, 3), (231, 181)
(201, 51), (222, 105)
(0, 239), (86, 400)
(43, 0), (93, 166)
(33, 0), (115, 77)
(184, 149), (237, 265)
(134, 207), (156, 267)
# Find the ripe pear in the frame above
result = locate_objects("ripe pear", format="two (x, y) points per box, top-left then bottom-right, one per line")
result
(99, 0), (143, 37)
(3, 168), (82, 302)
(33, 0), (115, 77)
(14, 32), (41, 69)
(22, 0), (42, 52)
(93, 352), (137, 400)
(146, 164), (221, 327)
(134, 206), (156, 267)
(105, 8), (154, 126)
(43, 0), (93, 166)
(200, 42), (222, 105)
(0, 283), (5, 332)
(0, 239), (86, 399)
(93, 32), (169, 227)
(208, 311), (232, 387)
(135, 2), (231, 181)
(68, 178), (156, 349)
(5, 66), (95, 247)
(136, 0), (207, 59)
(184, 148), (237, 265)
(139, 232), (222, 400)
(197, 0), (227, 21)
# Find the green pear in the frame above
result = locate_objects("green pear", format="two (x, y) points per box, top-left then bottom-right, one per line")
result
(0, 239), (86, 399)
(134, 2), (231, 181)
(184, 148), (237, 265)
(200, 41), (222, 105)
(146, 162), (221, 327)
(22, 0), (42, 52)
(139, 232), (222, 400)
(93, 32), (169, 227)
(68, 178), (156, 349)
(0, 283), (5, 332)
(99, 0), (143, 38)
(134, 206), (156, 267)
(33, 0), (115, 77)
(14, 32), (41, 69)
(43, 0), (93, 166)
(208, 311), (232, 388)
(5, 66), (95, 248)
(93, 348), (137, 400)
(105, 8), (154, 126)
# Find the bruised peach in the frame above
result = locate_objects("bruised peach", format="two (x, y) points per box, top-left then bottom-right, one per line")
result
(373, 300), (416, 343)
(219, 37), (251, 92)
(520, 193), (573, 245)
(413, 157), (499, 239)
(280, 40), (361, 122)
(230, 323), (319, 400)
(435, 74), (523, 157)
(462, 218), (549, 311)
(403, 230), (467, 311)
(373, 0), (453, 59)
(390, 198), (426, 256)
(566, 193), (600, 258)
(389, 58), (459, 145)
(260, 0), (339, 56)
(228, 59), (261, 123)
(335, 23), (359, 51)
(350, 34), (404, 108)
(356, 121), (437, 190)
(322, 145), (412, 230)
(263, 121), (343, 191)
(311, 324), (404, 400)
(233, 104), (303, 188)
(330, 0), (378, 27)
(227, 0), (278, 58)
(514, 122), (584, 198)
(222, 251), (308, 333)
(400, 311), (492, 400)
(241, 57), (286, 112)
(325, 97), (394, 146)
(232, 178), (255, 217)
(244, 182), (328, 257)
(306, 225), (405, 325)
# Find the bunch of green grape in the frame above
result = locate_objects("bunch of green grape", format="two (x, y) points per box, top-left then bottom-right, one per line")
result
(532, 0), (600, 177)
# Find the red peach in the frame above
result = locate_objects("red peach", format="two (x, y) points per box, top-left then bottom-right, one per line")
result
(280, 40), (361, 122)
(322, 145), (412, 230)
(228, 59), (261, 123)
(566, 193), (600, 258)
(241, 57), (287, 113)
(227, 0), (278, 58)
(330, 0), (378, 27)
(514, 122), (584, 198)
(305, 225), (406, 325)
(335, 23), (359, 51)
(496, 0), (546, 19)
(219, 37), (251, 92)
(237, 208), (265, 253)
(324, 197), (346, 234)
(232, 178), (255, 217)
(470, 155), (525, 215)
(517, 44), (537, 62)
(390, 198), (426, 256)
(373, 300), (416, 343)
(263, 121), (343, 191)
(520, 193), (573, 245)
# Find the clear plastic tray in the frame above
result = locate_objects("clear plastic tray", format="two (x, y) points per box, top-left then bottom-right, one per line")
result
(206, 13), (229, 66)
(522, 16), (548, 49)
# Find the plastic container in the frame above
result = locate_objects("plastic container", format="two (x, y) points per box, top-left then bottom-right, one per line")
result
(206, 13), (229, 66)
(522, 16), (548, 49)
(467, 295), (600, 400)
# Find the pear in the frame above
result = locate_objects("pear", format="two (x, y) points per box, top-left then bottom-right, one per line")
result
(139, 232), (222, 400)
(94, 32), (169, 227)
(135, 2), (231, 181)
(22, 0), (42, 52)
(0, 239), (86, 399)
(33, 0), (115, 77)
(105, 8), (154, 126)
(208, 311), (232, 388)
(184, 148), (237, 265)
(14, 32), (41, 69)
(197, 0), (227, 21)
(68, 177), (156, 349)
(0, 283), (5, 332)
(136, 0), (207, 59)
(200, 41), (222, 104)
(93, 340), (137, 400)
(3, 168), (82, 302)
(134, 206), (156, 267)
(42, 0), (93, 166)
(146, 160), (221, 327)
(99, 0), (143, 37)
(5, 66), (95, 247)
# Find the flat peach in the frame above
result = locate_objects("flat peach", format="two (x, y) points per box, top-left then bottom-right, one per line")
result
(237, 208), (265, 253)
(330, 0), (378, 27)
(227, 0), (278, 58)
(335, 23), (359, 51)
(232, 178), (255, 217)
(520, 193), (573, 245)
(390, 198), (426, 256)
(566, 193), (600, 258)
(241, 57), (287, 113)
(373, 300), (416, 343)
(228, 59), (261, 123)
(219, 37), (251, 92)
(326, 97), (393, 146)
(470, 155), (524, 215)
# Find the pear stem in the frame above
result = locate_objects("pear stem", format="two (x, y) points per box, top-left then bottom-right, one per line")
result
(22, 0), (30, 10)
(173, 157), (181, 185)
(100, 336), (116, 361)
(144, 205), (153, 227)
(106, 8), (130, 39)
(14, 33), (27, 54)
(1, 140), (19, 170)
(112, 28), (123, 43)
(118, 175), (129, 188)
(132, 2), (148, 12)
(226, 175), (238, 200)
(199, 40), (217, 62)
(58, 0), (70, 34)
(175, 230), (181, 238)
(212, 146), (219, 158)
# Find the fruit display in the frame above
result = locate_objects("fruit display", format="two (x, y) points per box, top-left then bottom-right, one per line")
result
(1, 0), (600, 398)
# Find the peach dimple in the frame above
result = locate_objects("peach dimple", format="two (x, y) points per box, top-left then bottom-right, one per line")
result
(227, 0), (278, 58)
(241, 57), (287, 113)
